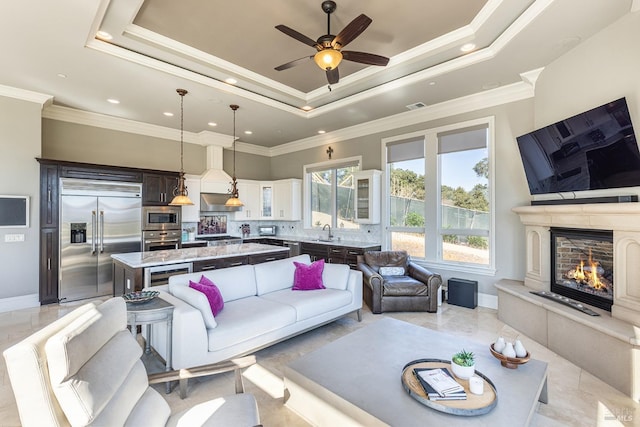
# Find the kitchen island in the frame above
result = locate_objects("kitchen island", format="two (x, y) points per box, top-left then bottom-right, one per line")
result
(112, 243), (289, 294)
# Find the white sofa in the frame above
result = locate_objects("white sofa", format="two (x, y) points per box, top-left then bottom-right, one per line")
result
(151, 254), (362, 372)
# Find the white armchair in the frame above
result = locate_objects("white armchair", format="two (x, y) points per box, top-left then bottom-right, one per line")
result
(3, 297), (260, 427)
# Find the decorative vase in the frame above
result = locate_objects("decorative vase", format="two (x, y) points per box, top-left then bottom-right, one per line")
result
(450, 360), (475, 380)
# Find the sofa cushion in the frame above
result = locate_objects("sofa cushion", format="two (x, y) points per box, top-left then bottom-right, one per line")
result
(254, 254), (311, 295)
(262, 288), (353, 321)
(383, 276), (429, 296)
(172, 285), (218, 329)
(293, 259), (326, 290)
(207, 296), (296, 351)
(167, 393), (260, 427)
(321, 262), (351, 291)
(190, 276), (224, 316)
(170, 264), (257, 302)
(45, 298), (163, 426)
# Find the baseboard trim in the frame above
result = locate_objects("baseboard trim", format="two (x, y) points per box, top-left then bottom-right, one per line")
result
(0, 293), (39, 313)
(478, 292), (498, 310)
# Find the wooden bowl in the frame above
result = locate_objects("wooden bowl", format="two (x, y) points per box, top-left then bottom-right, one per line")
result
(489, 344), (530, 369)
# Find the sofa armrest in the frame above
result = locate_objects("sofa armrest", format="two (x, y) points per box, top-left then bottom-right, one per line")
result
(150, 291), (210, 370)
(345, 269), (363, 309)
(408, 262), (442, 311)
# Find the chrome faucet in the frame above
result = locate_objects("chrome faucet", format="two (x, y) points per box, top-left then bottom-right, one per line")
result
(322, 224), (333, 240)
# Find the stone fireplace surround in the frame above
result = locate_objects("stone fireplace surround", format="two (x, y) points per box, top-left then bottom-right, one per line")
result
(496, 203), (640, 401)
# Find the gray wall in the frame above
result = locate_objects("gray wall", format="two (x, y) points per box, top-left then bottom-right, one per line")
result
(0, 97), (42, 302)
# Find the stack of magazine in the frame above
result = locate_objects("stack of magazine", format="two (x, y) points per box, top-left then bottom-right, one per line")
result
(413, 367), (467, 401)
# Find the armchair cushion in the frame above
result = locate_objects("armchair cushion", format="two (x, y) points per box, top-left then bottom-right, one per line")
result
(383, 276), (429, 296)
(379, 266), (405, 276)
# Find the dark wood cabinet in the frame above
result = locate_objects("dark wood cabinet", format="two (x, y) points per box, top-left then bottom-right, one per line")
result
(301, 242), (381, 269)
(112, 260), (143, 294)
(39, 163), (59, 228)
(193, 255), (249, 272)
(249, 252), (288, 264)
(142, 172), (179, 205)
(60, 164), (142, 182)
(39, 228), (59, 304)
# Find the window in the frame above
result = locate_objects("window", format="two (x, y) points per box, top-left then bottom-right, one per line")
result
(383, 118), (494, 273)
(438, 125), (489, 266)
(304, 158), (360, 230)
(387, 138), (425, 258)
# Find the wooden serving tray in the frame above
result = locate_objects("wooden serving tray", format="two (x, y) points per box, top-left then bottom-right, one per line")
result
(401, 359), (497, 416)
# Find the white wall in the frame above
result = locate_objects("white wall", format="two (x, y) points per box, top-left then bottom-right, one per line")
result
(0, 95), (42, 308)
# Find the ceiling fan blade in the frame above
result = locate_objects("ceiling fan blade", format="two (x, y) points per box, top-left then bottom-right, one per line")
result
(342, 51), (389, 66)
(331, 14), (372, 49)
(275, 25), (320, 49)
(326, 68), (339, 85)
(275, 56), (313, 71)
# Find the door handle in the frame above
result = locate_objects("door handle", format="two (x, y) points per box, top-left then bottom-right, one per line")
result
(99, 211), (105, 253)
(91, 211), (97, 255)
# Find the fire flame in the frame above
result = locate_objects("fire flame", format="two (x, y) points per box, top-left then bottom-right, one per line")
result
(566, 249), (605, 290)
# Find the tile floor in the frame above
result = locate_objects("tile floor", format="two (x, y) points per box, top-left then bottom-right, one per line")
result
(1, 300), (638, 426)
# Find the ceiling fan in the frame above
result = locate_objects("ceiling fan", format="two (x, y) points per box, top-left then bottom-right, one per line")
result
(274, 0), (389, 85)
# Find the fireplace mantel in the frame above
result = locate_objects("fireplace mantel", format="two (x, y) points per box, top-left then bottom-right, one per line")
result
(513, 203), (640, 327)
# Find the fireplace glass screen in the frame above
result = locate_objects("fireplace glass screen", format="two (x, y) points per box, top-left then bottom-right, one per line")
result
(551, 228), (613, 311)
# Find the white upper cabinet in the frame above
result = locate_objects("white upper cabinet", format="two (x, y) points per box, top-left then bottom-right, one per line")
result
(181, 175), (201, 223)
(233, 180), (261, 221)
(353, 170), (381, 224)
(273, 179), (302, 221)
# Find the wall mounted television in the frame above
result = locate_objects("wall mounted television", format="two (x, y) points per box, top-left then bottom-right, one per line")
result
(516, 97), (640, 196)
(0, 196), (29, 228)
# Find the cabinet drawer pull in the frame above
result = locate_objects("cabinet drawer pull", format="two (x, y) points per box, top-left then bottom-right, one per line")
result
(201, 265), (217, 271)
(229, 262), (244, 266)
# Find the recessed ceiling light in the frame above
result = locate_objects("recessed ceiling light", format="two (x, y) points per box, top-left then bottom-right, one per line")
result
(96, 30), (113, 40)
(163, 112), (174, 117)
(460, 43), (476, 53)
(244, 130), (252, 135)
(225, 78), (237, 85)
(318, 130), (326, 134)
(208, 122), (217, 127)
(107, 98), (120, 104)
(302, 105), (313, 111)
(57, 73), (67, 79)
(429, 81), (436, 86)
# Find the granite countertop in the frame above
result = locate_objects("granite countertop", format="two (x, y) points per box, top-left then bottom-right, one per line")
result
(112, 243), (289, 269)
(244, 235), (381, 249)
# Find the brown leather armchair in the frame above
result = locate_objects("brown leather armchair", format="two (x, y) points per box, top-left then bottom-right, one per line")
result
(357, 250), (442, 314)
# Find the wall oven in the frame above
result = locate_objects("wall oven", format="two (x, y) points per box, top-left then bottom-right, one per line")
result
(142, 230), (181, 252)
(142, 206), (181, 231)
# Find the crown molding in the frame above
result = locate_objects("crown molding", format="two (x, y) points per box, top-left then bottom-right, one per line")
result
(270, 78), (536, 157)
(633, 0), (640, 12)
(0, 84), (53, 107)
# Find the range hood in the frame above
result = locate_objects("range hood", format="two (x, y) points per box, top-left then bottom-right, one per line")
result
(200, 192), (241, 212)
(200, 145), (242, 212)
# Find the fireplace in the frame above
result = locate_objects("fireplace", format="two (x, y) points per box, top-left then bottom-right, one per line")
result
(550, 227), (613, 311)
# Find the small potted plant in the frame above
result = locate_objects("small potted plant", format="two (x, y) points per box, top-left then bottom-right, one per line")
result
(451, 349), (475, 380)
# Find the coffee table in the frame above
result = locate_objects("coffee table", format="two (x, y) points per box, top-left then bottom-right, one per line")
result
(284, 318), (548, 426)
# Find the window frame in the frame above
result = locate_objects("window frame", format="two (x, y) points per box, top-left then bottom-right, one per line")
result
(303, 156), (362, 230)
(382, 117), (496, 275)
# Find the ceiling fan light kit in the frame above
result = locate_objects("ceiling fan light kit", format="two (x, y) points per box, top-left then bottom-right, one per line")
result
(275, 0), (389, 84)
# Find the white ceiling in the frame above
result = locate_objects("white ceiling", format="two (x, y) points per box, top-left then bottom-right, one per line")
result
(0, 0), (634, 150)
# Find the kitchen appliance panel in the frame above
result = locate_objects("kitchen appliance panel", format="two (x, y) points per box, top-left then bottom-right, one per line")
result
(142, 206), (181, 231)
(143, 230), (181, 251)
(60, 195), (100, 301)
(258, 225), (277, 236)
(97, 196), (143, 295)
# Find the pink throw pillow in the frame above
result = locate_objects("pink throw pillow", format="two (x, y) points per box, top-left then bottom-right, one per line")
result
(189, 275), (224, 315)
(292, 259), (326, 291)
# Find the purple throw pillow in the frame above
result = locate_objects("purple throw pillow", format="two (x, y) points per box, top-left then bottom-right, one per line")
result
(189, 275), (224, 316)
(292, 259), (326, 291)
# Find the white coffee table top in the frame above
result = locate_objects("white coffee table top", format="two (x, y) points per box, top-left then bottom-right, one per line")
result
(285, 317), (548, 426)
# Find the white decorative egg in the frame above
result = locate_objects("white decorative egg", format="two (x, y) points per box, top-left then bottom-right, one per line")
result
(502, 342), (516, 358)
(514, 339), (527, 358)
(493, 336), (506, 353)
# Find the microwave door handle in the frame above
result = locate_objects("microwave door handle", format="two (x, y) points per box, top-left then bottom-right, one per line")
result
(100, 210), (105, 253)
(91, 210), (97, 255)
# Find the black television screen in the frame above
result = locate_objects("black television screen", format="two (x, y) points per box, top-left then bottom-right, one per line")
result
(516, 98), (640, 195)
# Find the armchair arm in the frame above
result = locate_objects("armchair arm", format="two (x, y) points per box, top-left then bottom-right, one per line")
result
(408, 262), (442, 312)
(357, 255), (384, 313)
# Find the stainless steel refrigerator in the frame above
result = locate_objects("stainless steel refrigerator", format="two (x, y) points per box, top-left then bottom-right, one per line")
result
(60, 178), (142, 302)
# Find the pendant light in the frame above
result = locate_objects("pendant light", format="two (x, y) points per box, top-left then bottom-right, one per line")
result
(225, 104), (244, 207)
(169, 88), (194, 206)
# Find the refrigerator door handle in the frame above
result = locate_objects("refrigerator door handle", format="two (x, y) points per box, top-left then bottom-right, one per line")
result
(100, 210), (105, 253)
(91, 210), (97, 255)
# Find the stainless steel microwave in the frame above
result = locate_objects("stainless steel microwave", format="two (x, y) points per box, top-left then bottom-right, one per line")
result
(258, 225), (277, 236)
(142, 206), (181, 231)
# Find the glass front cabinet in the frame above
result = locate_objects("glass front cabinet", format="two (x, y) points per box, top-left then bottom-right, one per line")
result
(353, 170), (381, 224)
